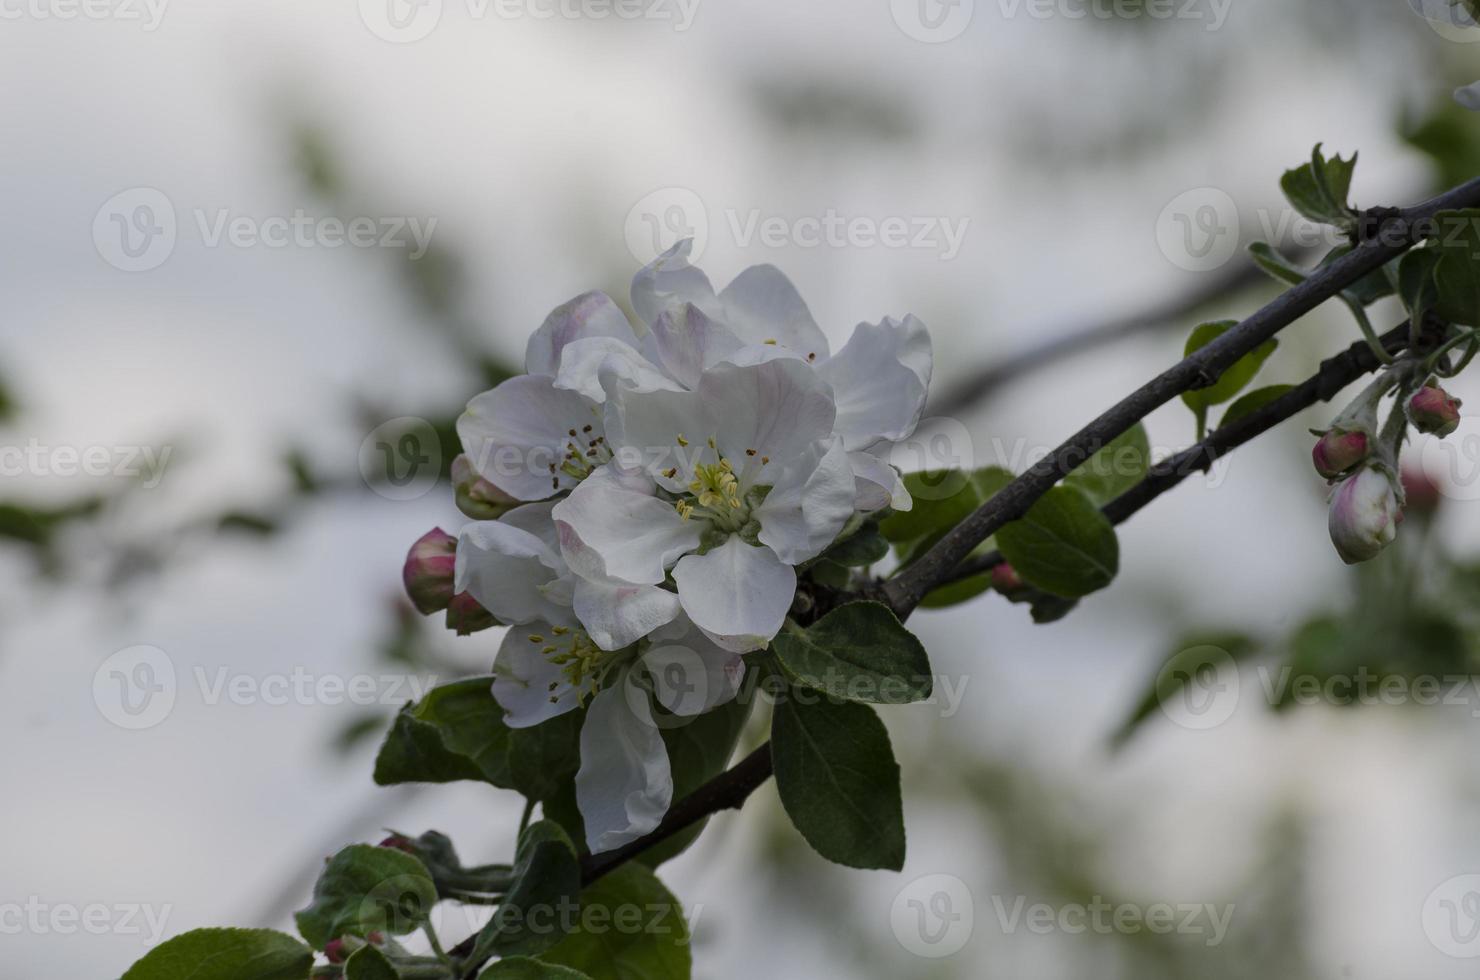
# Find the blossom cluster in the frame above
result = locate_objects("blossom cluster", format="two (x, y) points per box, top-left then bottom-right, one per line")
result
(404, 241), (931, 852)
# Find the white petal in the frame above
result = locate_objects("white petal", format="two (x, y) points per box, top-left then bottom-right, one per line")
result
(601, 382), (709, 492)
(640, 302), (744, 389)
(630, 239), (721, 328)
(524, 290), (639, 377)
(497, 500), (563, 555)
(572, 576), (683, 651)
(576, 684), (673, 853)
(673, 537), (796, 653)
(848, 449), (912, 512)
(492, 623), (582, 728)
(698, 359), (836, 480)
(638, 624), (745, 717)
(718, 264), (831, 360)
(756, 438), (857, 564)
(817, 315), (933, 451)
(457, 375), (603, 501)
(552, 465), (702, 585)
(553, 336), (683, 404)
(455, 520), (577, 627)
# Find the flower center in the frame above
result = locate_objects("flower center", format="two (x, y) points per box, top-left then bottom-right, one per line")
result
(550, 424), (610, 491)
(530, 626), (630, 704)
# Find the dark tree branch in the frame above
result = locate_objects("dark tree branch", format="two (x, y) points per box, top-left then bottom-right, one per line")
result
(941, 318), (1420, 585)
(882, 177), (1480, 617)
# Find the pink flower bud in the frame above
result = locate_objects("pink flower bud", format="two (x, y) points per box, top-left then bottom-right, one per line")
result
(1328, 467), (1401, 564)
(1407, 384), (1462, 437)
(445, 591), (497, 635)
(378, 835), (415, 853)
(452, 454), (518, 520)
(324, 938), (348, 964)
(1311, 428), (1370, 479)
(402, 528), (457, 615)
(989, 562), (1024, 594)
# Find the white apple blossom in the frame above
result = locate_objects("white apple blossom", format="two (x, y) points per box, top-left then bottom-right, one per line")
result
(456, 502), (744, 852)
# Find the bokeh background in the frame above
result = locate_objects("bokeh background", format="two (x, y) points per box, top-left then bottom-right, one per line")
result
(6, 0), (1480, 976)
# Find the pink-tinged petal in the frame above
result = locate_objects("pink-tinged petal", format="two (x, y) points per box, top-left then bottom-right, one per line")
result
(639, 302), (744, 389)
(524, 290), (639, 377)
(553, 336), (682, 404)
(630, 239), (721, 329)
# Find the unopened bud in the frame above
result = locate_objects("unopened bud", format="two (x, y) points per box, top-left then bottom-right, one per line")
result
(1311, 428), (1370, 479)
(452, 454), (518, 520)
(402, 528), (457, 615)
(1407, 384), (1462, 437)
(446, 591), (497, 635)
(379, 835), (416, 854)
(324, 938), (348, 964)
(989, 562), (1024, 594)
(1328, 467), (1401, 564)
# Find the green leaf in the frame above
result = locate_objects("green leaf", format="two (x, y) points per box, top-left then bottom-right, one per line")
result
(995, 486), (1118, 599)
(1399, 247), (1441, 323)
(1220, 384), (1295, 428)
(1279, 144), (1357, 229)
(294, 845), (437, 949)
(121, 928), (313, 980)
(772, 602), (932, 704)
(1248, 241), (1307, 288)
(883, 467), (1014, 581)
(343, 945), (399, 980)
(771, 695), (905, 870)
(474, 821), (582, 960)
(917, 572), (991, 610)
(539, 864), (691, 980)
(1180, 320), (1278, 434)
(820, 527), (889, 567)
(373, 679), (581, 800)
(1062, 423), (1150, 507)
(481, 958), (592, 979)
(1110, 631), (1259, 747)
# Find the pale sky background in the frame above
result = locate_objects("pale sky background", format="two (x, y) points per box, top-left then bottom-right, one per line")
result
(5, 0), (1480, 977)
